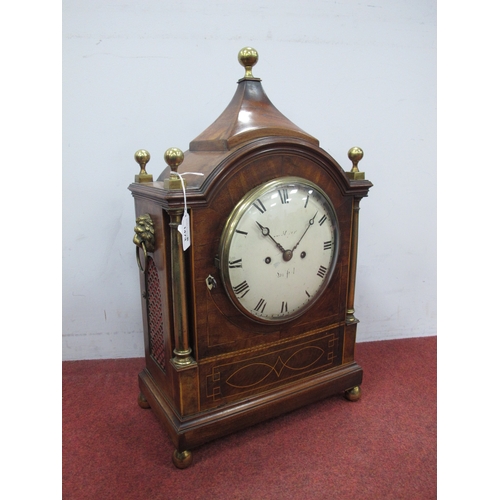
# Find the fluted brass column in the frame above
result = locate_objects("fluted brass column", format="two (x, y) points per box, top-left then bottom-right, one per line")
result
(163, 148), (195, 367)
(169, 208), (195, 367)
(346, 198), (361, 324)
(345, 147), (365, 324)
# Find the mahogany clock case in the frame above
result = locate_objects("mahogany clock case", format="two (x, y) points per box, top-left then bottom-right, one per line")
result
(129, 49), (372, 467)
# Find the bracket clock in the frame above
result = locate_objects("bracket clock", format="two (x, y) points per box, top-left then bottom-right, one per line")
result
(129, 47), (372, 468)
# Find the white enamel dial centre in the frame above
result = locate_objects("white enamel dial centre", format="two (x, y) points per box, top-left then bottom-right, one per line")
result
(219, 177), (339, 323)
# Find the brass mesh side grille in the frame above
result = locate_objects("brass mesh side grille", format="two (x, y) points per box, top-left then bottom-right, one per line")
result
(146, 257), (166, 371)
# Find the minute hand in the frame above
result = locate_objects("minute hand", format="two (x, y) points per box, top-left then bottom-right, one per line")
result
(291, 212), (318, 252)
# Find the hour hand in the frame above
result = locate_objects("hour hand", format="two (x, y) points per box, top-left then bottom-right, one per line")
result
(256, 221), (286, 253)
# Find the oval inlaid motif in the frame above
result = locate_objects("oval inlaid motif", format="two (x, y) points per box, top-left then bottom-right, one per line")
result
(225, 346), (325, 389)
(284, 346), (324, 371)
(226, 362), (275, 388)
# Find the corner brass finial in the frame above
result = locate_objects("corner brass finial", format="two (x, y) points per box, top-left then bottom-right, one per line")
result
(164, 147), (184, 190)
(238, 47), (261, 82)
(346, 147), (365, 180)
(134, 149), (153, 183)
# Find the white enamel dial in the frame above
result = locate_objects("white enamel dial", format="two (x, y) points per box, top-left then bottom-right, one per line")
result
(219, 177), (339, 324)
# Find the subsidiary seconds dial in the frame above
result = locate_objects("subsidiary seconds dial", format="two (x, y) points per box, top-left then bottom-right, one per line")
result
(218, 176), (340, 324)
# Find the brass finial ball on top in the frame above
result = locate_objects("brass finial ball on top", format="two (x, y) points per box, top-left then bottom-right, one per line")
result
(164, 147), (184, 190)
(238, 47), (260, 81)
(134, 149), (153, 183)
(346, 147), (365, 180)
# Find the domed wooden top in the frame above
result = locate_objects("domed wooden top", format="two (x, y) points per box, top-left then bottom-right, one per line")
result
(189, 48), (319, 152)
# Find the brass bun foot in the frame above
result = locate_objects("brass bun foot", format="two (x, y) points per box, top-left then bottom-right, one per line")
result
(344, 386), (362, 402)
(172, 449), (193, 469)
(137, 392), (151, 409)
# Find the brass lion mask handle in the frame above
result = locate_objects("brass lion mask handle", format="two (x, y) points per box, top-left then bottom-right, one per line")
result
(133, 214), (155, 273)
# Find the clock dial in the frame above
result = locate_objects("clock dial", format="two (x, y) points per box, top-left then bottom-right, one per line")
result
(219, 177), (339, 323)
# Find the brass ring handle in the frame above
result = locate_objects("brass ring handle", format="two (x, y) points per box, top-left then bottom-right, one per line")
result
(133, 214), (155, 273)
(136, 242), (148, 273)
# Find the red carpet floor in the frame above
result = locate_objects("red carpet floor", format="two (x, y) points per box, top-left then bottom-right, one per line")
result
(62, 336), (436, 499)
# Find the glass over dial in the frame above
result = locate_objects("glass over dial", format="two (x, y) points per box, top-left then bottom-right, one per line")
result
(219, 177), (340, 324)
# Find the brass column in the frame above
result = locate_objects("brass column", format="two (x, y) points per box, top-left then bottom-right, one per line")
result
(345, 147), (365, 324)
(169, 208), (195, 367)
(346, 198), (361, 324)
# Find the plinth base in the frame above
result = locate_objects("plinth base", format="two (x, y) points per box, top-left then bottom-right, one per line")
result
(138, 362), (363, 468)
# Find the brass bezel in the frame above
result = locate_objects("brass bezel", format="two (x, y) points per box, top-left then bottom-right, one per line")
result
(218, 176), (340, 324)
